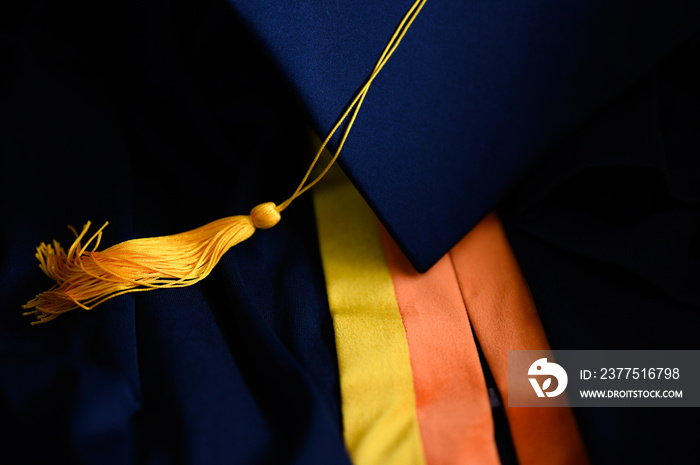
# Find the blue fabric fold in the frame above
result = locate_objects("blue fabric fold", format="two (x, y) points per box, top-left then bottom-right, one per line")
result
(0, 1), (347, 463)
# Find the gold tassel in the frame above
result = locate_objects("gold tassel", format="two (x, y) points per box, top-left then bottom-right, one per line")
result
(22, 203), (280, 324)
(22, 0), (428, 323)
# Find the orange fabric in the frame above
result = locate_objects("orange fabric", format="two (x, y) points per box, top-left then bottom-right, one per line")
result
(449, 212), (590, 465)
(380, 227), (501, 465)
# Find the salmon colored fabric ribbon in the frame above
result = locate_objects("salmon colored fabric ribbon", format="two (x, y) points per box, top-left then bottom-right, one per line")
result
(449, 212), (590, 465)
(380, 226), (501, 465)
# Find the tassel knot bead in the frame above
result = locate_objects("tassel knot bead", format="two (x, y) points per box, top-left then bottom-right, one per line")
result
(250, 202), (281, 229)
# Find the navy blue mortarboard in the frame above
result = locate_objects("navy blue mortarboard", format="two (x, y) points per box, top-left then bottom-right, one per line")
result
(229, 0), (700, 271)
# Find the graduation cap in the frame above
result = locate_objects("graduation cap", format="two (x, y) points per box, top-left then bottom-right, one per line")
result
(231, 0), (699, 271)
(21, 0), (700, 323)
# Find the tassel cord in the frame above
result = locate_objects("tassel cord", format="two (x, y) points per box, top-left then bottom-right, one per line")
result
(278, 0), (428, 212)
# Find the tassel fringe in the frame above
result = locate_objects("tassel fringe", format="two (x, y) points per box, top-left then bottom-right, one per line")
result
(22, 202), (280, 324)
